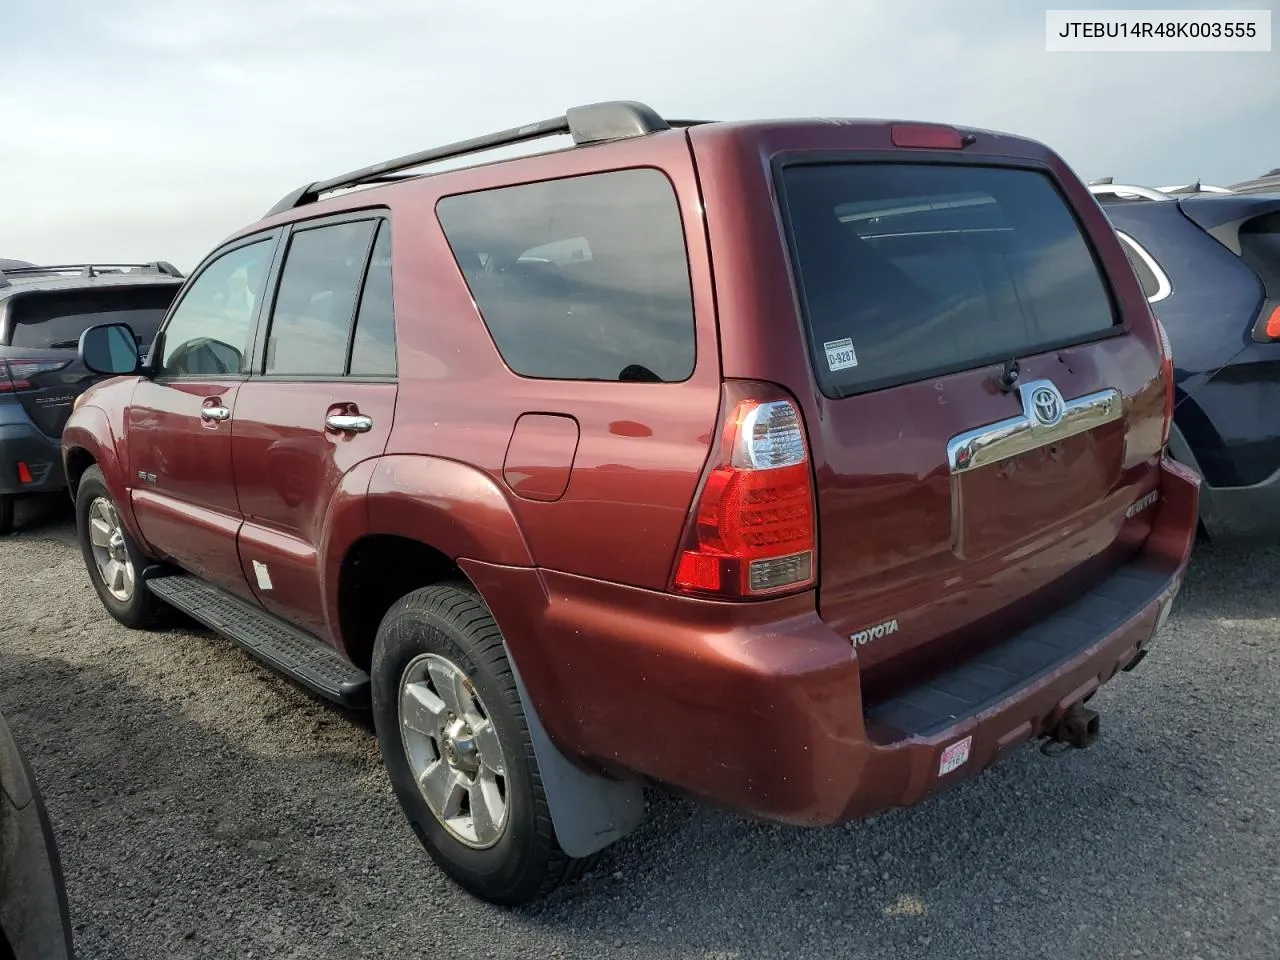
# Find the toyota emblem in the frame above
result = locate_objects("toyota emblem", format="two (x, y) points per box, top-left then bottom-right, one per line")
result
(1031, 387), (1062, 426)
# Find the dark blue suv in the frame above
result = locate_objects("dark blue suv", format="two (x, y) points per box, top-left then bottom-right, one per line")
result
(1095, 181), (1280, 538)
(0, 263), (183, 535)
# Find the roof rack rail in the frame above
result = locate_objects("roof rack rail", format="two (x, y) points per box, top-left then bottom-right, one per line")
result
(1157, 180), (1234, 195)
(0, 261), (184, 288)
(1088, 183), (1172, 203)
(264, 100), (686, 218)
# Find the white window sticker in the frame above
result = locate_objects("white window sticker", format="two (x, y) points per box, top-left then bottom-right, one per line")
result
(252, 560), (273, 591)
(823, 337), (858, 372)
(938, 736), (972, 776)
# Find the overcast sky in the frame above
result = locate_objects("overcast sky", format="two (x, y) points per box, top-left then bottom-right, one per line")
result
(2, 0), (1276, 272)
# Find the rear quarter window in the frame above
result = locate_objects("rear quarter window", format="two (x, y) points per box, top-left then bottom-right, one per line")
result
(1239, 211), (1280, 296)
(1116, 232), (1170, 302)
(6, 286), (179, 349)
(436, 168), (696, 383)
(778, 163), (1118, 397)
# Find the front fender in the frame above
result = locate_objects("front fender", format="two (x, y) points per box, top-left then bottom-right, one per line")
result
(61, 405), (146, 548)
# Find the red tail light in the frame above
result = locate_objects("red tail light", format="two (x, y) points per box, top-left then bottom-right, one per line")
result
(1263, 304), (1280, 340)
(0, 359), (70, 393)
(671, 383), (817, 599)
(16, 462), (33, 485)
(1153, 316), (1175, 448)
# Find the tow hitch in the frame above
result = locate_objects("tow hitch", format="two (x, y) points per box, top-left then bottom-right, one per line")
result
(1040, 702), (1101, 755)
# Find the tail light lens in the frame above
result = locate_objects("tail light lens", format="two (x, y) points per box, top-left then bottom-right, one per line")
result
(1152, 316), (1174, 448)
(1250, 300), (1280, 343)
(671, 382), (817, 599)
(0, 358), (70, 393)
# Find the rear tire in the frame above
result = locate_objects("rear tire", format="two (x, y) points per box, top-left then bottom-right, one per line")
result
(370, 583), (593, 905)
(0, 495), (12, 536)
(75, 466), (165, 629)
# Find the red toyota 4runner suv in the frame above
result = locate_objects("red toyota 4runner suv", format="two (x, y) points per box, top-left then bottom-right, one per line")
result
(62, 101), (1199, 905)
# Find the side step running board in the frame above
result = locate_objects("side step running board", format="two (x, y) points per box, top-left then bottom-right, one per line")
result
(147, 574), (370, 709)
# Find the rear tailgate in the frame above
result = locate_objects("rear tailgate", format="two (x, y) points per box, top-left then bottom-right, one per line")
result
(782, 159), (1165, 678)
(691, 122), (1168, 698)
(1, 286), (174, 437)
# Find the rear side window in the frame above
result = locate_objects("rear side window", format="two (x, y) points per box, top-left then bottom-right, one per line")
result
(7, 286), (178, 349)
(1239, 212), (1280, 296)
(266, 220), (378, 376)
(437, 168), (696, 383)
(1117, 234), (1166, 301)
(779, 163), (1117, 397)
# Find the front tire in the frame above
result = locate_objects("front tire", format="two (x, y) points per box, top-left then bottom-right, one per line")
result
(371, 583), (593, 905)
(76, 465), (165, 629)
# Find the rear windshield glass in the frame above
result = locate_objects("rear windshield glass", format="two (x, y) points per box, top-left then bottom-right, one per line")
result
(7, 286), (178, 349)
(779, 163), (1117, 397)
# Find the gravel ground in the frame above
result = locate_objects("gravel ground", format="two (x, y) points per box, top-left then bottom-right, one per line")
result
(2, 494), (1278, 960)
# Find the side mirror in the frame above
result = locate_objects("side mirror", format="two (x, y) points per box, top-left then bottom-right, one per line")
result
(80, 323), (142, 376)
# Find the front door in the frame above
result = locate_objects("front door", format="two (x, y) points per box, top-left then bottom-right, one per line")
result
(232, 216), (398, 640)
(128, 234), (280, 597)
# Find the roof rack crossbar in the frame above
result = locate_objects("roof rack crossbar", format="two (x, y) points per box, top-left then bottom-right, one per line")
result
(264, 100), (676, 218)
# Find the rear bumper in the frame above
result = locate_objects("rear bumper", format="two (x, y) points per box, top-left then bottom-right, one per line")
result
(0, 419), (65, 496)
(468, 457), (1200, 827)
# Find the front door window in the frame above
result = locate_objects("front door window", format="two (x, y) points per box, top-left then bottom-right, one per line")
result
(159, 240), (275, 377)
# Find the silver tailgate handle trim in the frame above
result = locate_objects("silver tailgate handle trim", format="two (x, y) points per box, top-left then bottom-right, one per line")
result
(947, 380), (1122, 475)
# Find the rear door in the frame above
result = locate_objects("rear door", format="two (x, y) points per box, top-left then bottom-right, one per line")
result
(128, 234), (279, 597)
(0, 285), (176, 437)
(771, 157), (1163, 680)
(231, 214), (397, 641)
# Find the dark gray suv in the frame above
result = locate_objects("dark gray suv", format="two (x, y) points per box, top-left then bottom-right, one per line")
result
(0, 263), (183, 534)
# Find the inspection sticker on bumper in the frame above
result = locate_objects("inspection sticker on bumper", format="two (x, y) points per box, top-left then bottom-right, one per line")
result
(823, 337), (858, 372)
(939, 736), (972, 776)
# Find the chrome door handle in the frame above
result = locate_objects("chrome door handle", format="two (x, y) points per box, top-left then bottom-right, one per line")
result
(326, 413), (373, 433)
(201, 405), (231, 422)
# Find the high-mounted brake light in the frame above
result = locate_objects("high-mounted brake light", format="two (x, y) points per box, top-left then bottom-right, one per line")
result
(672, 384), (817, 599)
(1153, 316), (1175, 449)
(890, 124), (966, 150)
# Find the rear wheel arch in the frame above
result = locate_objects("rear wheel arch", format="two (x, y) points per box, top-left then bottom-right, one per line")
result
(336, 533), (463, 674)
(336, 530), (645, 863)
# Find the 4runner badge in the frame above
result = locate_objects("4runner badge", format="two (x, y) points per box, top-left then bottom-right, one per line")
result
(850, 618), (899, 647)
